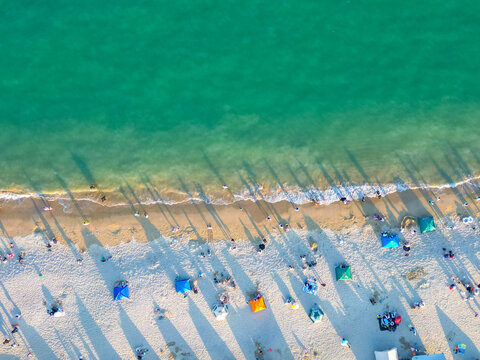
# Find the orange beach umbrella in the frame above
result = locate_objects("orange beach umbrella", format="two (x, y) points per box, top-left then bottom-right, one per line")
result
(249, 296), (266, 313)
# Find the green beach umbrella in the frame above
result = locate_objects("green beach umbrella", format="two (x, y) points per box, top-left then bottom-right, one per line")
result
(418, 216), (436, 233)
(335, 266), (352, 281)
(309, 304), (324, 323)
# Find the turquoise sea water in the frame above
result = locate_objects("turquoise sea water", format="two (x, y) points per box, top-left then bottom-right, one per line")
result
(1, 1), (480, 203)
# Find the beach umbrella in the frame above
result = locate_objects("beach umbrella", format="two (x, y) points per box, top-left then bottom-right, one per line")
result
(418, 217), (435, 233)
(381, 234), (399, 248)
(335, 266), (352, 281)
(212, 304), (229, 321)
(249, 296), (266, 313)
(113, 281), (129, 301)
(175, 279), (191, 294)
(309, 304), (324, 323)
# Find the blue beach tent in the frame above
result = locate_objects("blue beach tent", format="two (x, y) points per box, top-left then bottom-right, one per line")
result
(381, 233), (399, 248)
(113, 281), (129, 301)
(175, 279), (191, 294)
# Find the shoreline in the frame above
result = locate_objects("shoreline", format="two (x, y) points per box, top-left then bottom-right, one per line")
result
(1, 179), (479, 249)
(1, 173), (479, 207)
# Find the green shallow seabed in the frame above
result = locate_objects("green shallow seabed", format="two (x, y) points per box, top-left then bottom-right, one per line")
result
(1, 0), (480, 200)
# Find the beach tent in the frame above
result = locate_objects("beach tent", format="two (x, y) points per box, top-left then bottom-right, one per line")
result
(175, 279), (191, 294)
(249, 296), (266, 313)
(212, 304), (229, 321)
(418, 217), (435, 233)
(303, 280), (318, 295)
(113, 281), (129, 301)
(381, 234), (399, 248)
(309, 304), (324, 323)
(335, 266), (352, 281)
(412, 355), (447, 360)
(374, 348), (398, 360)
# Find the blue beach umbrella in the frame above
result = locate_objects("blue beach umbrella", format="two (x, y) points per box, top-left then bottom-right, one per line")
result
(381, 234), (399, 248)
(113, 281), (129, 301)
(175, 279), (191, 293)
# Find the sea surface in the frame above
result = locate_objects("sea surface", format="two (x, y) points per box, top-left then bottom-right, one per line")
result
(1, 1), (480, 204)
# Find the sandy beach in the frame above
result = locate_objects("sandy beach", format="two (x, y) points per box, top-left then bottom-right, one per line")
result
(1, 183), (480, 359)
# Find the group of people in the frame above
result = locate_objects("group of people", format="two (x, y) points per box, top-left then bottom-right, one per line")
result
(377, 311), (402, 332)
(443, 248), (455, 259)
(1, 242), (25, 264)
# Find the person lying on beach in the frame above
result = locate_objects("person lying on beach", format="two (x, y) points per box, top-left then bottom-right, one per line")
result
(340, 339), (351, 348)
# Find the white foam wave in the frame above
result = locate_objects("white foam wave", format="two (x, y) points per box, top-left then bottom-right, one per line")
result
(0, 175), (479, 207)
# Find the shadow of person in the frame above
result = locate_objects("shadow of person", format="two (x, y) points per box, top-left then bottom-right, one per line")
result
(436, 305), (480, 358)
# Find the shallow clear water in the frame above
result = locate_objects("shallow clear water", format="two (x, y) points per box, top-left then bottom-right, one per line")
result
(1, 1), (480, 202)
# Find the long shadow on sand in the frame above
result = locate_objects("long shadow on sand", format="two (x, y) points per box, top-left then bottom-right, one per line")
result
(0, 283), (57, 358)
(51, 214), (82, 259)
(154, 312), (196, 358)
(302, 215), (421, 359)
(188, 297), (235, 359)
(220, 247), (294, 359)
(80, 229), (158, 357)
(436, 306), (480, 358)
(75, 294), (120, 359)
(119, 306), (158, 359)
